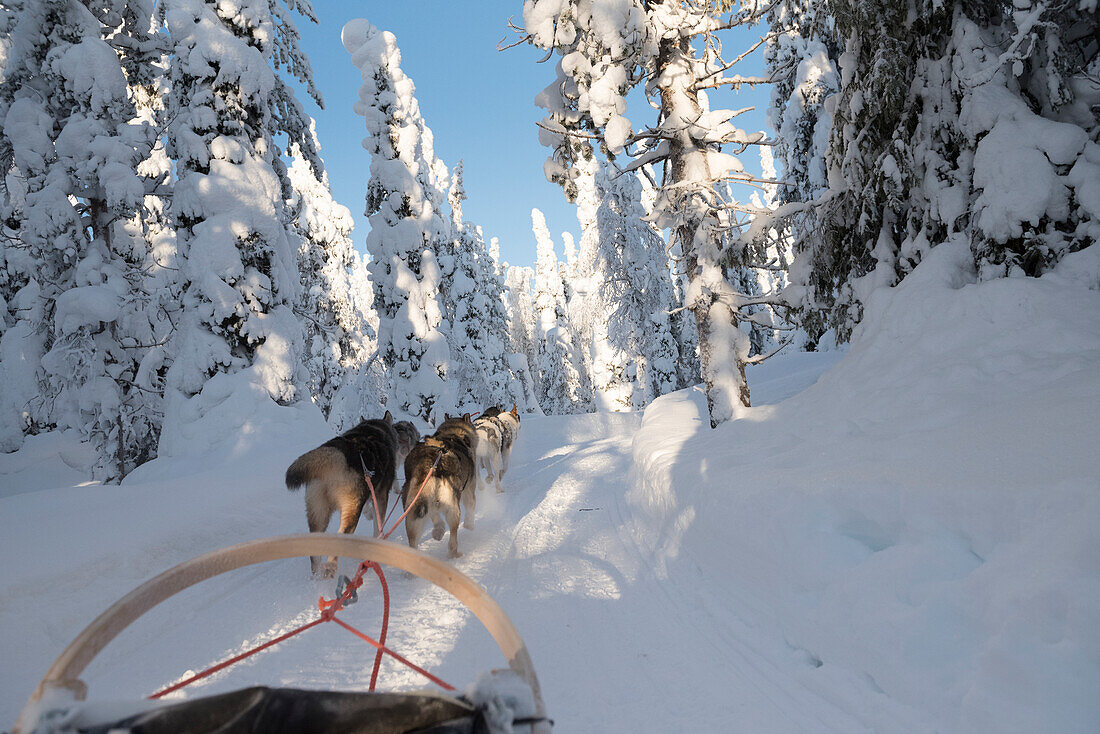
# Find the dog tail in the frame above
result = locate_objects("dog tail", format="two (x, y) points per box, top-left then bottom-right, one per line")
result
(285, 451), (319, 491)
(402, 467), (430, 519)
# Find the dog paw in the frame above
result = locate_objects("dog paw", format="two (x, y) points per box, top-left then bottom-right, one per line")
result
(449, 549), (463, 559)
(463, 519), (475, 530)
(432, 527), (445, 541)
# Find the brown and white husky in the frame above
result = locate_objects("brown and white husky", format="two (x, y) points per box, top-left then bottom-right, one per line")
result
(285, 411), (403, 576)
(401, 414), (478, 559)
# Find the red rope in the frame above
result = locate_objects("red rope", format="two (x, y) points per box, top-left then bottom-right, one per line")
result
(149, 618), (326, 699)
(330, 616), (455, 691)
(367, 561), (389, 690)
(381, 450), (442, 538)
(365, 473), (383, 536)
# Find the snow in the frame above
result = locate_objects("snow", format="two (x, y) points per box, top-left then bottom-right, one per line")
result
(972, 115), (1083, 242)
(2, 237), (1098, 733)
(52, 286), (120, 334)
(603, 114), (631, 155)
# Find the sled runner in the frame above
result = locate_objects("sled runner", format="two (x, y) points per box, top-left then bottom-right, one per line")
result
(13, 534), (550, 734)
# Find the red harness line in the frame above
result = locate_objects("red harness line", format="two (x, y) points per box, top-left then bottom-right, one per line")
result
(148, 453), (451, 700)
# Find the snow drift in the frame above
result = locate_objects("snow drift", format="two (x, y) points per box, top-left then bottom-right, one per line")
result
(632, 241), (1100, 733)
(1, 240), (1096, 732)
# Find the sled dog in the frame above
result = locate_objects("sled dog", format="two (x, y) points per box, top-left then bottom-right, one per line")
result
(473, 404), (522, 494)
(393, 419), (420, 467)
(285, 411), (399, 576)
(401, 414), (478, 558)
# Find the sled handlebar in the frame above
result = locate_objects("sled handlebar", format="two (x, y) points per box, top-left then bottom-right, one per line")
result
(14, 534), (548, 734)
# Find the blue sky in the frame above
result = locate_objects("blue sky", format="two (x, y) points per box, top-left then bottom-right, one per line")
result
(294, 1), (770, 269)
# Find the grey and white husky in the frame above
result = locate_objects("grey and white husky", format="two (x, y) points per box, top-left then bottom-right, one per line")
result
(473, 404), (522, 494)
(285, 411), (402, 576)
(401, 414), (479, 559)
(392, 419), (420, 469)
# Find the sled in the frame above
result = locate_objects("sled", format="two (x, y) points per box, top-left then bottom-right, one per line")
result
(13, 534), (550, 734)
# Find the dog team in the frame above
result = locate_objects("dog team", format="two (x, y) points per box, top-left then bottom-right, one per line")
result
(285, 406), (522, 576)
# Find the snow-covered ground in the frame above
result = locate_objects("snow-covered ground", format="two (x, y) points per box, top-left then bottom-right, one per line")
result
(2, 241), (1098, 732)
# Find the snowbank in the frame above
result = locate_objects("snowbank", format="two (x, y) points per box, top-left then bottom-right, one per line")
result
(0, 396), (337, 721)
(632, 242), (1100, 733)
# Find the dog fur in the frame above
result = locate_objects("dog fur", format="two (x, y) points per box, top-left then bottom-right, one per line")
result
(286, 411), (399, 576)
(393, 420), (420, 467)
(401, 414), (478, 558)
(473, 404), (522, 494)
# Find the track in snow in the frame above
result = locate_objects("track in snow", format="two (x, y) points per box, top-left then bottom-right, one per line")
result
(3, 360), (891, 731)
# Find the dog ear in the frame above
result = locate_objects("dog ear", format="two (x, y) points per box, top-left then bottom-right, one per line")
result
(444, 412), (451, 421)
(462, 412), (472, 423)
(510, 403), (519, 417)
(383, 410), (393, 425)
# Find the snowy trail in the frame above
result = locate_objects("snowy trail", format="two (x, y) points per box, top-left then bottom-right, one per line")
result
(3, 389), (883, 733)
(6, 249), (1099, 733)
(481, 415), (860, 732)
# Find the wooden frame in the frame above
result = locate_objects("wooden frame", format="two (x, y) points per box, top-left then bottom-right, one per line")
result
(14, 534), (548, 734)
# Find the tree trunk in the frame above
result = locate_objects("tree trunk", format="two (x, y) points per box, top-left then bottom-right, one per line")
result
(657, 35), (751, 428)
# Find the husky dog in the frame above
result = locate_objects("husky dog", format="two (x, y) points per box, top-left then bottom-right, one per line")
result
(473, 404), (522, 494)
(286, 411), (399, 576)
(392, 420), (420, 467)
(401, 414), (478, 559)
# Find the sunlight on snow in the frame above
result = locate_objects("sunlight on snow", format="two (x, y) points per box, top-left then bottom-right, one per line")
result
(529, 556), (621, 600)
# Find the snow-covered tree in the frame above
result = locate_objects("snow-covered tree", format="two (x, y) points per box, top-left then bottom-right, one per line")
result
(288, 133), (373, 418)
(434, 161), (517, 410)
(159, 0), (326, 456)
(344, 18), (455, 423)
(446, 221), (515, 410)
(589, 163), (680, 410)
(637, 163), (700, 388)
(565, 152), (599, 394)
(531, 207), (588, 414)
(503, 262), (539, 402)
(743, 147), (798, 351)
(324, 252), (385, 431)
(488, 235), (502, 275)
(500, 268), (542, 416)
(0, 0), (174, 480)
(770, 0), (1099, 342)
(519, 0), (781, 426)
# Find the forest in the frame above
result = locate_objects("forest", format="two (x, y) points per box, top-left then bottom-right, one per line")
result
(2, 2), (1099, 732)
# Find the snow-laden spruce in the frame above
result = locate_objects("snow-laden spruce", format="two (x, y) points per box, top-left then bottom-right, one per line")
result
(519, 0), (783, 427)
(442, 163), (528, 412)
(768, 0), (1100, 342)
(287, 129), (374, 420)
(343, 18), (456, 423)
(637, 164), (701, 390)
(503, 263), (542, 413)
(0, 0), (172, 480)
(589, 163), (680, 410)
(531, 208), (589, 415)
(565, 153), (599, 397)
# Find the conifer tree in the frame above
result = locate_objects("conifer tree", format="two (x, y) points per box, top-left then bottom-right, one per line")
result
(503, 263), (541, 411)
(436, 161), (514, 410)
(519, 0), (781, 426)
(638, 164), (700, 388)
(0, 0), (171, 479)
(768, 0), (1099, 341)
(531, 207), (588, 414)
(288, 134), (373, 418)
(566, 152), (600, 397)
(159, 0), (325, 456)
(344, 18), (455, 422)
(590, 163), (679, 409)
